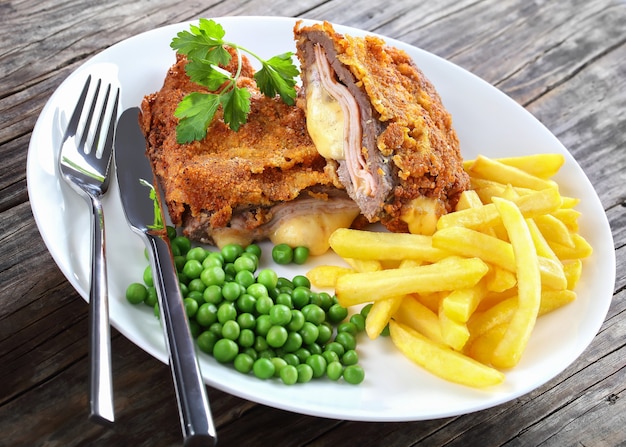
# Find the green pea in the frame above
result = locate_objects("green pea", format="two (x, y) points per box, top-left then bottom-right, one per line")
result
(144, 287), (158, 307)
(203, 285), (222, 305)
(292, 275), (311, 289)
(266, 326), (288, 348)
(222, 281), (241, 302)
(293, 246), (309, 265)
(142, 265), (154, 287)
(299, 322), (319, 345)
(202, 252), (223, 269)
(237, 312), (256, 330)
(182, 260), (203, 279)
(256, 268), (279, 290)
(337, 321), (358, 336)
(200, 266), (225, 287)
(217, 302), (237, 323)
(350, 313), (366, 332)
(294, 347), (311, 363)
(279, 364), (298, 385)
(275, 292), (293, 308)
(269, 304), (292, 326)
(252, 357), (275, 379)
(286, 310), (305, 332)
(255, 296), (273, 315)
(282, 353), (300, 366)
(271, 357), (288, 377)
(307, 342), (322, 355)
(184, 297), (199, 318)
(282, 331), (303, 353)
(322, 350), (340, 364)
(213, 338), (239, 363)
(255, 314), (272, 337)
(327, 303), (348, 324)
(296, 363), (313, 383)
(188, 278), (206, 294)
(236, 293), (256, 313)
(234, 255), (256, 273)
(196, 303), (218, 327)
(276, 277), (293, 290)
(360, 303), (373, 318)
(238, 328), (255, 348)
(126, 282), (148, 304)
(234, 270), (255, 288)
(305, 354), (327, 378)
(196, 330), (218, 354)
(171, 236), (191, 255)
(316, 323), (332, 345)
(221, 243), (244, 263)
(291, 286), (311, 309)
(302, 304), (325, 325)
(272, 243), (293, 264)
(342, 349), (359, 366)
(166, 225), (177, 240)
(186, 246), (207, 262)
(335, 331), (357, 351)
(343, 365), (365, 384)
(325, 341), (345, 358)
(254, 335), (269, 353)
(221, 320), (240, 340)
(245, 243), (262, 258)
(174, 255), (186, 272)
(233, 353), (254, 374)
(247, 283), (269, 300)
(326, 361), (344, 381)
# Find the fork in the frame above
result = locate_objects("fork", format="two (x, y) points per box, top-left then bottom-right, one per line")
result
(58, 75), (120, 424)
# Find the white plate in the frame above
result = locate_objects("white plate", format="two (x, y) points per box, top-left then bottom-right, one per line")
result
(27, 17), (615, 421)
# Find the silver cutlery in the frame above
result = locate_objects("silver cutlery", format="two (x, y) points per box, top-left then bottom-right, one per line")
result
(115, 107), (216, 446)
(58, 75), (120, 424)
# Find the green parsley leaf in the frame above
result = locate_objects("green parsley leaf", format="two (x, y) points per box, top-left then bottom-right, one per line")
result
(174, 92), (221, 143)
(170, 19), (300, 142)
(220, 85), (251, 132)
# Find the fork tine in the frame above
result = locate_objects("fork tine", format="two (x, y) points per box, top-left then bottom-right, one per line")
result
(79, 78), (103, 155)
(64, 75), (93, 141)
(100, 86), (120, 162)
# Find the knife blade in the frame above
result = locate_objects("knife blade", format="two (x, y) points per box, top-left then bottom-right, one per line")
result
(114, 107), (216, 446)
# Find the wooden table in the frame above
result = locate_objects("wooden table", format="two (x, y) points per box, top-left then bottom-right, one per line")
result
(1, 1), (624, 445)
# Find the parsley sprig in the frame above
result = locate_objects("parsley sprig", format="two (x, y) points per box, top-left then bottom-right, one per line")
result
(170, 19), (299, 144)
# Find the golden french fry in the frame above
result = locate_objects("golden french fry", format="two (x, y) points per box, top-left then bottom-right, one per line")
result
(389, 321), (505, 387)
(485, 266), (517, 292)
(436, 187), (563, 231)
(343, 258), (382, 273)
(467, 297), (517, 343)
(563, 259), (583, 290)
(335, 257), (489, 307)
(490, 198), (541, 369)
(441, 282), (487, 323)
(466, 323), (508, 365)
(329, 228), (450, 263)
(539, 289), (577, 314)
(547, 233), (593, 260)
(464, 153), (565, 179)
(466, 155), (559, 191)
(456, 189), (485, 210)
(306, 265), (353, 288)
(438, 301), (470, 350)
(432, 226), (567, 290)
(365, 296), (403, 340)
(394, 295), (444, 343)
(551, 208), (581, 232)
(526, 218), (560, 262)
(534, 214), (575, 248)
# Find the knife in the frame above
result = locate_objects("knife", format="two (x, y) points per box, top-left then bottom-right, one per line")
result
(114, 107), (216, 446)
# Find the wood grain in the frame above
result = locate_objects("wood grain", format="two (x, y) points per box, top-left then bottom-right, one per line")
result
(1, 0), (624, 446)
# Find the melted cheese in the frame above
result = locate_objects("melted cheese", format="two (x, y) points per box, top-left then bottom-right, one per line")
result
(400, 196), (444, 236)
(305, 72), (345, 160)
(270, 209), (360, 255)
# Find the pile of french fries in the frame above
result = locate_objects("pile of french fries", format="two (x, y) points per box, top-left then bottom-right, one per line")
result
(306, 154), (592, 388)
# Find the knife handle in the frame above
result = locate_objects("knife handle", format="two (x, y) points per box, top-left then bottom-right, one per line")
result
(145, 234), (217, 446)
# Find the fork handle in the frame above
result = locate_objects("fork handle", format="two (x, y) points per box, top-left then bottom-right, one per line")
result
(145, 233), (216, 446)
(88, 196), (114, 424)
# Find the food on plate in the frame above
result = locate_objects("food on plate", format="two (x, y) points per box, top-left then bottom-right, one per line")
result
(308, 153), (592, 387)
(140, 23), (360, 254)
(294, 21), (469, 234)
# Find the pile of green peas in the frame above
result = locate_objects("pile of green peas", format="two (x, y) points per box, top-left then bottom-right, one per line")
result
(125, 228), (367, 385)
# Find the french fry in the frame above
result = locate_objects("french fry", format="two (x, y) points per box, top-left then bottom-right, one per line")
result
(466, 323), (508, 365)
(365, 296), (403, 340)
(464, 153), (565, 179)
(394, 295), (444, 343)
(432, 226), (566, 289)
(539, 289), (577, 314)
(335, 257), (489, 307)
(436, 187), (562, 231)
(547, 233), (593, 260)
(551, 208), (581, 232)
(534, 214), (575, 248)
(329, 228), (450, 263)
(490, 198), (541, 369)
(466, 155), (559, 191)
(441, 281), (487, 323)
(485, 266), (517, 292)
(438, 301), (470, 350)
(306, 265), (353, 288)
(389, 321), (505, 387)
(343, 258), (382, 272)
(563, 259), (583, 290)
(456, 189), (485, 210)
